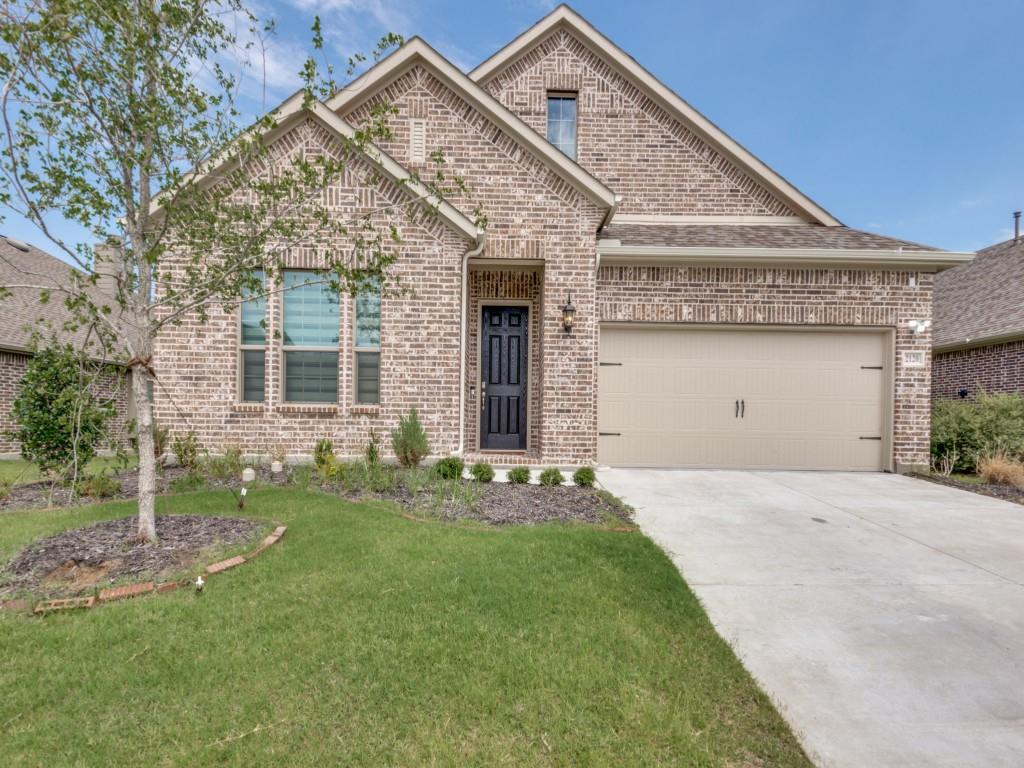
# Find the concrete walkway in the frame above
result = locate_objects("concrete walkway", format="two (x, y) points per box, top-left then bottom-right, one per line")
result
(599, 469), (1024, 768)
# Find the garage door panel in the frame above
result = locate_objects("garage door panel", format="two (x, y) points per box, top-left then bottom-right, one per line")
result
(598, 327), (888, 470)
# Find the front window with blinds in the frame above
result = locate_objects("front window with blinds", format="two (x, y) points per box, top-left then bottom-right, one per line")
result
(354, 281), (381, 404)
(547, 92), (577, 159)
(282, 271), (339, 403)
(239, 271), (266, 402)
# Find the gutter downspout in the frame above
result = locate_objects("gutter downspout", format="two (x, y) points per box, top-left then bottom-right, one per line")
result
(596, 195), (623, 272)
(456, 228), (487, 457)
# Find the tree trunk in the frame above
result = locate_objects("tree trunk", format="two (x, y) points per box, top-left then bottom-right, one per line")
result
(132, 365), (158, 542)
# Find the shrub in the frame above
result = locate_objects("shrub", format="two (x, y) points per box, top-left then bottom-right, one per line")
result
(507, 466), (530, 484)
(313, 438), (335, 472)
(539, 467), (564, 486)
(932, 393), (1024, 473)
(172, 431), (200, 470)
(170, 471), (206, 494)
(0, 478), (12, 501)
(364, 429), (381, 467)
(470, 461), (495, 483)
(76, 472), (121, 498)
(206, 445), (244, 481)
(977, 453), (1024, 487)
(316, 455), (338, 484)
(12, 344), (113, 479)
(572, 466), (597, 488)
(152, 423), (170, 460)
(391, 408), (430, 468)
(434, 456), (465, 480)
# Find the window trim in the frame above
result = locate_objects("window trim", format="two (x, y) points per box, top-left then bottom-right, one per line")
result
(237, 272), (267, 404)
(546, 90), (578, 160)
(278, 270), (342, 405)
(352, 283), (382, 406)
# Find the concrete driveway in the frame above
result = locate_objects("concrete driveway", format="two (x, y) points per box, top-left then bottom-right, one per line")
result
(599, 469), (1024, 768)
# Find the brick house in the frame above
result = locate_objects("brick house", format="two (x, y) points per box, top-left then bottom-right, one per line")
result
(933, 217), (1024, 401)
(0, 236), (131, 456)
(154, 5), (969, 472)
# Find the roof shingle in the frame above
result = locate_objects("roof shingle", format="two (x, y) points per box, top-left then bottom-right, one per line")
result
(934, 237), (1024, 349)
(599, 223), (942, 252)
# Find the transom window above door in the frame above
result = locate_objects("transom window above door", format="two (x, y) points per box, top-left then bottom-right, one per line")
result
(547, 92), (577, 159)
(282, 271), (339, 403)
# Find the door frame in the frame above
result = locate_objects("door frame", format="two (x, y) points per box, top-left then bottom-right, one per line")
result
(477, 300), (532, 453)
(597, 322), (896, 472)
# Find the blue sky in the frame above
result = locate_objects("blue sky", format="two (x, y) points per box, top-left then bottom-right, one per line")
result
(4, 0), (1021, 255)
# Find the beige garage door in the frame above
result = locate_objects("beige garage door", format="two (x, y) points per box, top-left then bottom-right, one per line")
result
(598, 326), (890, 470)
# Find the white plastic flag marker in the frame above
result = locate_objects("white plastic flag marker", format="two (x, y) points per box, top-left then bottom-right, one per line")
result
(195, 575), (205, 592)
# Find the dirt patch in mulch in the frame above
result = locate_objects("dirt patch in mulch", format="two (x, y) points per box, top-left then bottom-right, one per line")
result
(1, 514), (263, 597)
(911, 473), (1024, 505)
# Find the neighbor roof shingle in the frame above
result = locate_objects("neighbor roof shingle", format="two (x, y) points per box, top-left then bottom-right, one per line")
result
(599, 223), (942, 252)
(0, 236), (121, 356)
(934, 237), (1024, 349)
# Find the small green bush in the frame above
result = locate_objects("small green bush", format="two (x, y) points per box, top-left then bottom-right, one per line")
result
(0, 478), (11, 500)
(172, 431), (200, 470)
(470, 461), (495, 482)
(313, 438), (335, 472)
(316, 455), (339, 484)
(12, 343), (113, 478)
(206, 445), (244, 481)
(507, 466), (530, 484)
(170, 471), (206, 494)
(364, 429), (381, 467)
(932, 392), (1024, 473)
(572, 466), (596, 488)
(152, 423), (170, 460)
(76, 472), (121, 498)
(539, 467), (564, 486)
(434, 456), (465, 480)
(392, 408), (430, 468)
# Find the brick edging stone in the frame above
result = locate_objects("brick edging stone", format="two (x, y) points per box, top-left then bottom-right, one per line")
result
(0, 524), (287, 617)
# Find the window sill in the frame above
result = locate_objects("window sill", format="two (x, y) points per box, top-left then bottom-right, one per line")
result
(349, 405), (380, 416)
(232, 403), (266, 413)
(276, 403), (339, 415)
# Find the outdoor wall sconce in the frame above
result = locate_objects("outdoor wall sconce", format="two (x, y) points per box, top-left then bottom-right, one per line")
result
(907, 319), (931, 335)
(562, 294), (576, 333)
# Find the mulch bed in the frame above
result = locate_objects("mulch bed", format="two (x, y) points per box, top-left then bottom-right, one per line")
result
(912, 473), (1024, 505)
(447, 484), (625, 525)
(1, 514), (262, 597)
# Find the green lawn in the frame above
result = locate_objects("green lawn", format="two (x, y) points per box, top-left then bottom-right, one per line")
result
(0, 488), (811, 767)
(0, 455), (137, 485)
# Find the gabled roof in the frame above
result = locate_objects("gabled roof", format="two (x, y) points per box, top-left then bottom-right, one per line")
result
(0, 237), (118, 356)
(934, 237), (1024, 350)
(470, 4), (842, 227)
(152, 93), (482, 245)
(325, 37), (618, 211)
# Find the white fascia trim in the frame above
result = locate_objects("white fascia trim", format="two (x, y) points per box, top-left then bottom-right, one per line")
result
(470, 5), (841, 227)
(596, 244), (975, 270)
(325, 38), (617, 211)
(610, 214), (811, 226)
(150, 93), (482, 245)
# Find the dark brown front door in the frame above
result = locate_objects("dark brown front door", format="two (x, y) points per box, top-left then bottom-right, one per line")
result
(480, 306), (528, 451)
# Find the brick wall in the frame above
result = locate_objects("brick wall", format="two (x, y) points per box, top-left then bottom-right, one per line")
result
(0, 350), (131, 455)
(596, 266), (934, 468)
(152, 118), (473, 460)
(933, 340), (1024, 400)
(342, 65), (606, 464)
(479, 28), (797, 218)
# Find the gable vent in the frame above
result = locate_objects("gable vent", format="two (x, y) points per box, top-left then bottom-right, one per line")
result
(409, 119), (425, 163)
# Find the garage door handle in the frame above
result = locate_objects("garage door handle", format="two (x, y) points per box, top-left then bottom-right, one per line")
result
(735, 400), (739, 418)
(741, 399), (745, 418)
(859, 436), (882, 440)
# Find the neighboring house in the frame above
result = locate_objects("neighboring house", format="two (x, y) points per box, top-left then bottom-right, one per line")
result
(154, 5), (970, 472)
(0, 236), (131, 456)
(933, 214), (1024, 401)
